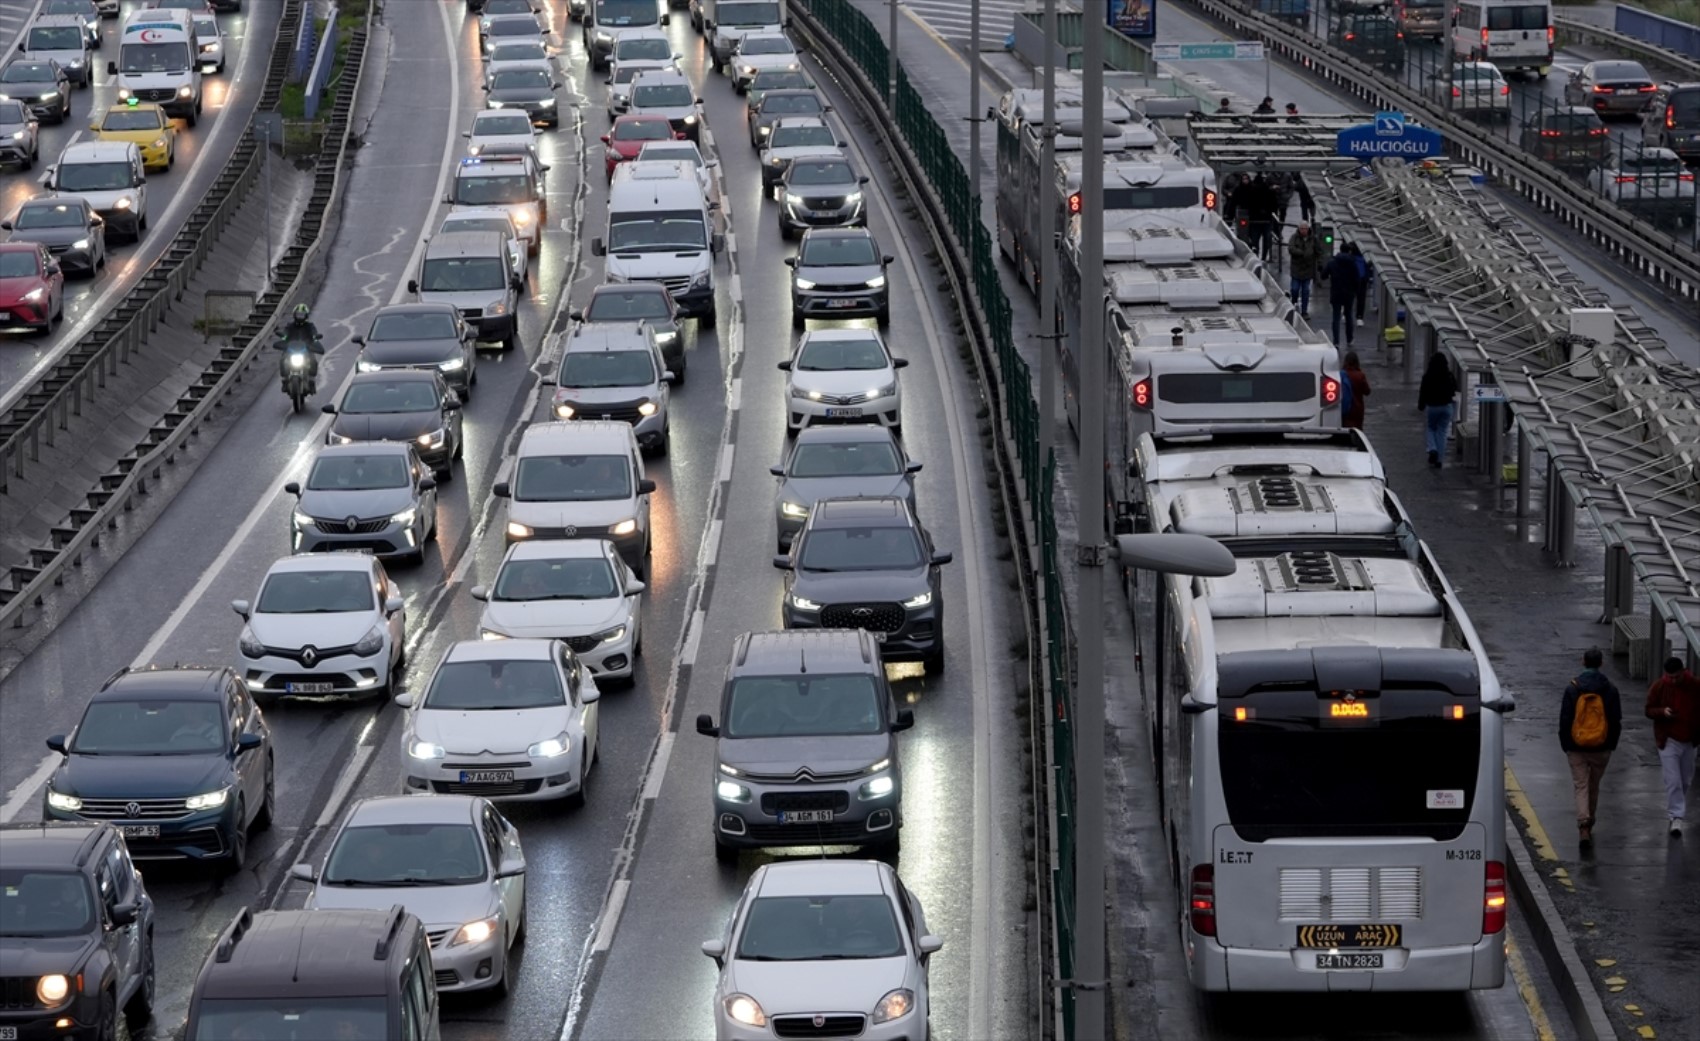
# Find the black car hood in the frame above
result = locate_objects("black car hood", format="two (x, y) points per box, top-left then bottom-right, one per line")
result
(332, 411), (440, 442)
(490, 86), (553, 104)
(0, 935), (95, 977)
(789, 566), (930, 603)
(360, 340), (459, 366)
(8, 226), (86, 248)
(53, 751), (230, 800)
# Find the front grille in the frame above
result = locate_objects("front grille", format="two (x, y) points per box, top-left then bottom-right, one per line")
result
(76, 797), (190, 820)
(773, 1015), (868, 1039)
(820, 602), (905, 634)
(0, 976), (38, 1010)
(268, 672), (361, 690)
(132, 87), (176, 102)
(801, 196), (846, 209)
(564, 635), (600, 654)
(427, 928), (454, 949)
(430, 778), (543, 796)
(128, 827), (225, 858)
(809, 392), (865, 407)
(567, 401), (646, 424)
(313, 516), (390, 535)
(442, 761), (530, 771)
(527, 526), (608, 540)
(761, 790), (851, 814)
(435, 969), (460, 987)
(811, 282), (873, 294)
(744, 821), (874, 844)
(656, 276), (691, 294)
(459, 307), (485, 320)
(260, 643), (359, 665)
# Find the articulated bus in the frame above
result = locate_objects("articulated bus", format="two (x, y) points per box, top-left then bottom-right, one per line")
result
(1126, 429), (1512, 992)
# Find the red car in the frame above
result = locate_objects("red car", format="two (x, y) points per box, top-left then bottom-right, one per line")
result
(0, 241), (64, 335)
(601, 114), (684, 182)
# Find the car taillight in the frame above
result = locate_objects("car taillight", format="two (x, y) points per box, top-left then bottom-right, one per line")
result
(1590, 127), (1608, 136)
(1638, 84), (1656, 92)
(1546, 25), (1554, 44)
(1593, 85), (1612, 93)
(1540, 129), (1560, 137)
(1668, 105), (1678, 129)
(1204, 189), (1217, 210)
(1483, 861), (1507, 934)
(1190, 865), (1216, 937)
(1131, 379), (1152, 409)
(1452, 86), (1462, 98)
(1396, 30), (1404, 38)
(1480, 26), (1489, 45)
(1344, 31), (1355, 39)
(1614, 175), (1637, 183)
(1681, 173), (1696, 183)
(1500, 84), (1510, 95)
(1322, 375), (1341, 406)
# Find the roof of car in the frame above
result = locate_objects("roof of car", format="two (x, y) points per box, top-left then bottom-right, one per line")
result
(811, 497), (912, 526)
(738, 30), (792, 44)
(800, 226), (876, 242)
(792, 425), (901, 447)
(456, 153), (539, 175)
(316, 440), (417, 461)
(264, 552), (377, 576)
(756, 89), (820, 106)
(504, 537), (617, 563)
(564, 323), (653, 353)
(424, 230), (510, 257)
(632, 68), (690, 86)
(613, 112), (674, 126)
(196, 908), (420, 1000)
(373, 301), (461, 318)
(57, 140), (140, 162)
(0, 821), (111, 869)
(443, 637), (558, 664)
(771, 116), (829, 130)
(31, 13), (90, 27)
(732, 628), (881, 672)
(614, 26), (669, 40)
(102, 664), (233, 698)
(589, 281), (668, 298)
(518, 419), (636, 454)
(346, 368), (442, 387)
(484, 12), (542, 26)
(488, 58), (553, 75)
(342, 794), (481, 828)
(800, 328), (885, 345)
(753, 859), (891, 898)
(0, 241), (44, 254)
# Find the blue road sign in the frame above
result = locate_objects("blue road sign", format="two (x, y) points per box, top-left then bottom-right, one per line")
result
(1338, 111), (1443, 159)
(1374, 111), (1405, 135)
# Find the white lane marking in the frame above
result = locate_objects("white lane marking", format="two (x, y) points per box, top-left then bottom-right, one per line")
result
(717, 441), (734, 483)
(679, 607), (705, 667)
(589, 879), (630, 953)
(701, 518), (723, 569)
(640, 733), (673, 801)
(314, 743), (378, 828)
(0, 756), (61, 824)
(727, 375), (741, 411)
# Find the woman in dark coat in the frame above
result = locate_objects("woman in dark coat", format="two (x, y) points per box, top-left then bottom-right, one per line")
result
(1417, 353), (1458, 467)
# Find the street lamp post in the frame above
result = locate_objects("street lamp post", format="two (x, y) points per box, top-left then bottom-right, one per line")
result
(969, 0), (982, 205)
(888, 0), (898, 109)
(1038, 0), (1059, 468)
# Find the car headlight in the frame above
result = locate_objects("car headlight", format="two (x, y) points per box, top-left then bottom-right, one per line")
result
(866, 383), (897, 400)
(636, 401), (658, 417)
(417, 428), (446, 449)
(511, 208), (533, 226)
(355, 358), (382, 372)
(450, 917), (500, 947)
(488, 300), (510, 316)
(724, 994), (767, 1027)
(185, 787), (231, 811)
(594, 624), (627, 644)
(780, 500), (809, 518)
(468, 143), (484, 155)
(527, 732), (571, 758)
(488, 99), (506, 108)
(684, 114), (697, 124)
(40, 92), (60, 102)
(201, 43), (217, 53)
(71, 237), (92, 250)
(610, 518), (638, 536)
(873, 988), (916, 1024)
(784, 193), (805, 206)
(117, 88), (132, 100)
(759, 125), (771, 136)
(238, 628), (266, 658)
(688, 270), (711, 290)
(439, 356), (466, 371)
(716, 780), (751, 803)
(46, 790), (82, 812)
(177, 85), (194, 98)
(789, 593), (821, 611)
(742, 66), (757, 75)
(595, 30), (613, 42)
(770, 156), (784, 166)
(859, 775), (895, 800)
(654, 329), (678, 344)
(9, 130), (22, 140)
(22, 287), (45, 303)
(506, 521), (534, 539)
(845, 190), (863, 204)
(540, 97), (556, 107)
(327, 431), (355, 445)
(718, 762), (743, 777)
(70, 59), (86, 68)
(408, 739), (446, 760)
(865, 275), (887, 289)
(794, 277), (817, 290)
(902, 591), (933, 609)
(555, 402), (577, 419)
(391, 506), (418, 527)
(479, 628), (509, 640)
(292, 509), (315, 530)
(114, 197), (133, 210)
(352, 623), (386, 657)
(36, 974), (72, 1007)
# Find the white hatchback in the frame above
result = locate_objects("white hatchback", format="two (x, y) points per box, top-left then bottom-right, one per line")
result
(465, 108), (539, 156)
(233, 553), (406, 701)
(730, 31), (801, 93)
(474, 539), (645, 684)
(780, 328), (907, 435)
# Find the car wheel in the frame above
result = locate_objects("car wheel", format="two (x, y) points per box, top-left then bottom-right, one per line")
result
(434, 466), (453, 484)
(222, 800), (248, 874)
(502, 328), (517, 351)
(96, 990), (117, 1041)
(22, 143), (34, 169)
(714, 837), (739, 865)
(567, 751), (589, 809)
(168, 144), (175, 169)
(253, 755), (276, 832)
(891, 422), (903, 439)
(469, 364), (479, 387)
(701, 305), (717, 330)
(923, 645), (945, 675)
(876, 830), (902, 863)
(876, 308), (890, 329)
(124, 939), (155, 1028)
(778, 219), (793, 241)
(513, 903), (528, 945)
(792, 310), (805, 330)
(655, 423), (670, 457)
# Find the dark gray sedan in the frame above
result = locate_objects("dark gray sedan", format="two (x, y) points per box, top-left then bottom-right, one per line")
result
(352, 302), (478, 398)
(0, 59), (72, 124)
(572, 282), (684, 377)
(285, 444), (439, 564)
(771, 426), (919, 550)
(779, 156), (868, 238)
(484, 60), (563, 127)
(746, 87), (827, 148)
(323, 370), (465, 479)
(0, 99), (39, 169)
(787, 227), (893, 328)
(1, 197), (105, 276)
(1563, 60), (1656, 119)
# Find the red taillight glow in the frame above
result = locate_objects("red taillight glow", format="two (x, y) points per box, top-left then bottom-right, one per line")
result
(1322, 375), (1341, 405)
(1638, 84), (1656, 92)
(1540, 129), (1560, 137)
(1681, 173), (1696, 183)
(1480, 26), (1489, 45)
(1589, 127), (1608, 136)
(1452, 86), (1462, 98)
(1669, 105), (1678, 129)
(1483, 861), (1507, 934)
(1190, 865), (1217, 937)
(1396, 30), (1404, 38)
(1546, 25), (1554, 44)
(1068, 191), (1083, 214)
(1344, 31), (1355, 40)
(1614, 175), (1637, 183)
(1500, 84), (1510, 95)
(1593, 85), (1613, 94)
(1132, 379), (1152, 409)
(1204, 189), (1218, 210)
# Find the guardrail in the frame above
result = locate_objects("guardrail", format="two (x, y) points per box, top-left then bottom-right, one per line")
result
(1176, 0), (1700, 303)
(1, 2), (373, 627)
(1582, 6), (1700, 68)
(303, 4), (341, 120)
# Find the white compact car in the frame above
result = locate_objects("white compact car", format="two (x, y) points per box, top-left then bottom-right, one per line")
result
(291, 795), (527, 994)
(465, 108), (540, 156)
(473, 539), (644, 683)
(233, 553), (407, 701)
(703, 860), (942, 1041)
(398, 638), (601, 807)
(780, 328), (907, 435)
(192, 13), (225, 74)
(730, 31), (800, 93)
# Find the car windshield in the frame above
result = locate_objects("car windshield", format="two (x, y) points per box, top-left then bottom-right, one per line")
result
(1, 63), (55, 84)
(737, 894), (904, 960)
(755, 75), (814, 96)
(790, 161), (854, 186)
(613, 118), (672, 142)
(118, 41), (191, 74)
(44, 0), (97, 15)
(1545, 112), (1601, 132)
(796, 337), (887, 371)
(322, 823), (486, 886)
(607, 210), (708, 252)
(491, 40), (548, 62)
(718, 1), (782, 26)
(1624, 152), (1684, 174)
(487, 17), (539, 37)
(476, 112), (534, 136)
(0, 100), (26, 123)
(741, 37), (794, 55)
(422, 659), (564, 709)
(256, 570), (375, 614)
(0, 253), (41, 277)
(0, 870), (94, 938)
(341, 380), (441, 414)
(306, 454), (411, 491)
(801, 236), (879, 266)
(1451, 65), (1499, 83)
(454, 172), (533, 205)
(193, 16), (217, 35)
(491, 67), (551, 90)
(772, 125), (835, 149)
(587, 289), (669, 321)
(103, 109), (166, 131)
(632, 83), (693, 108)
(14, 204), (84, 230)
(617, 38), (671, 61)
(494, 557), (619, 601)
(612, 65), (641, 85)
(192, 998), (389, 1041)
(789, 441), (902, 477)
(370, 311), (458, 341)
(444, 216), (512, 236)
(1671, 90), (1700, 121)
(725, 673), (884, 737)
(420, 255), (508, 291)
(28, 26), (84, 49)
(71, 699), (226, 755)
(1591, 61), (1646, 81)
(800, 525), (924, 571)
(560, 349), (657, 388)
(485, 0), (534, 14)
(1486, 3), (1546, 29)
(513, 454), (632, 501)
(596, 0), (655, 25)
(56, 162), (134, 192)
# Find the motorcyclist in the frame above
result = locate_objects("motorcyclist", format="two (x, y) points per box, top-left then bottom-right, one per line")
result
(275, 303), (326, 394)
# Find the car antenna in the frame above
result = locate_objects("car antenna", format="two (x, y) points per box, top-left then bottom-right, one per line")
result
(798, 645), (808, 674)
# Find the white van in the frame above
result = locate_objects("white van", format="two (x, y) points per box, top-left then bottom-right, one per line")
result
(704, 0), (786, 73)
(44, 140), (148, 240)
(494, 421), (657, 578)
(109, 8), (203, 124)
(21, 15), (93, 88)
(1452, 0), (1553, 78)
(592, 160), (723, 328)
(583, 0), (670, 72)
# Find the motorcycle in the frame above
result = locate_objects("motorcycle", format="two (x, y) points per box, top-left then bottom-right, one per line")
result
(279, 335), (321, 414)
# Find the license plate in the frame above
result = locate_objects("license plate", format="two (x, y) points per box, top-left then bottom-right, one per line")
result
(2, 1026), (19, 1040)
(120, 825), (160, 839)
(825, 408), (863, 418)
(827, 298), (860, 308)
(1316, 952), (1383, 969)
(459, 770), (515, 784)
(779, 809), (834, 824)
(1295, 923), (1401, 948)
(286, 681), (336, 694)
(0, 312), (10, 322)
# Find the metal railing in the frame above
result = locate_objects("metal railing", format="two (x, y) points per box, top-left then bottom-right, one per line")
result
(1576, 8), (1700, 69)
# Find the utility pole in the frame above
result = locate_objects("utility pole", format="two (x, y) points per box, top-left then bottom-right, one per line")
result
(888, 0), (898, 109)
(969, 0), (982, 204)
(1038, 0), (1058, 468)
(1073, 0), (1109, 1038)
(259, 120), (276, 287)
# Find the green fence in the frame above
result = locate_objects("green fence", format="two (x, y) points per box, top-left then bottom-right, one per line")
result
(796, 0), (1076, 1034)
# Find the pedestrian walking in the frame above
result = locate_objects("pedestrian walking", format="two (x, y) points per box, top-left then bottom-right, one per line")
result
(1285, 101), (1300, 116)
(1348, 243), (1375, 326)
(1341, 350), (1370, 429)
(1217, 96), (1233, 114)
(1645, 656), (1700, 836)
(1415, 352), (1457, 467)
(1286, 221), (1325, 318)
(1320, 242), (1362, 349)
(1558, 648), (1623, 848)
(1254, 96), (1276, 114)
(1292, 172), (1315, 223)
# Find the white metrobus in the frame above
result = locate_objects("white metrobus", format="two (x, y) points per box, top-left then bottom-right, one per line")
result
(1128, 429), (1512, 992)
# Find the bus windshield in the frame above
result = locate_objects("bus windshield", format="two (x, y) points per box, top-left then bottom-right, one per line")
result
(119, 41), (190, 74)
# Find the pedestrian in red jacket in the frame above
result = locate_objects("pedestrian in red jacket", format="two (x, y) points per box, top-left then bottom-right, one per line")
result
(1646, 656), (1700, 836)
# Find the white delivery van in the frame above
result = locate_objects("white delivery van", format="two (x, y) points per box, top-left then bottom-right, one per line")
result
(704, 0), (787, 73)
(109, 8), (203, 124)
(592, 160), (723, 328)
(583, 0), (670, 72)
(1452, 0), (1553, 78)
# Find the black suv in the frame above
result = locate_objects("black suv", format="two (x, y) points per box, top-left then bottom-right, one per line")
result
(0, 822), (155, 1041)
(186, 906), (438, 1041)
(1331, 15), (1405, 74)
(43, 666), (275, 873)
(774, 497), (952, 673)
(1644, 82), (1700, 162)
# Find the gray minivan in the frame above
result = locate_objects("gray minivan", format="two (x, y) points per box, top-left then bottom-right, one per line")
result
(407, 231), (524, 350)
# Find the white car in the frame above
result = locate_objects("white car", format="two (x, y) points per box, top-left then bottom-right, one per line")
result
(780, 328), (906, 435)
(1424, 62), (1509, 121)
(703, 860), (942, 1041)
(192, 13), (225, 74)
(1587, 146), (1697, 225)
(730, 31), (800, 93)
(608, 28), (677, 80)
(627, 68), (704, 144)
(759, 116), (844, 190)
(398, 638), (602, 807)
(473, 539), (644, 684)
(233, 553), (407, 701)
(292, 795), (528, 994)
(465, 107), (539, 157)
(439, 206), (529, 281)
(634, 140), (721, 211)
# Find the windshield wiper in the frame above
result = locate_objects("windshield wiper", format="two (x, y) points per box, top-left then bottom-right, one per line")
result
(328, 877), (457, 888)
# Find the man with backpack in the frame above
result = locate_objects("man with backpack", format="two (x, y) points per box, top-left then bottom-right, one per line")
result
(1558, 648), (1623, 848)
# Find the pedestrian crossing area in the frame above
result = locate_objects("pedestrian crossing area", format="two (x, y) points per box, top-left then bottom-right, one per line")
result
(900, 0), (1058, 49)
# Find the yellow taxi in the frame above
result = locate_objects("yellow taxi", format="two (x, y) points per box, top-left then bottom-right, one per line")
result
(90, 101), (176, 172)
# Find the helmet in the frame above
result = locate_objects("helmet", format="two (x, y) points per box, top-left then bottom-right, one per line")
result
(293, 303), (311, 321)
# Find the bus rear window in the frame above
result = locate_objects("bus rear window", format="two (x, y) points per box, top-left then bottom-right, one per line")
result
(1218, 688), (1481, 841)
(1103, 186), (1201, 210)
(1486, 4), (1548, 30)
(1158, 372), (1316, 405)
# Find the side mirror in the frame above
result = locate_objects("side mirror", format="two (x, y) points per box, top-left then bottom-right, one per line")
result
(708, 201), (721, 211)
(893, 708), (915, 732)
(625, 578), (646, 595)
(906, 461), (923, 473)
(46, 735), (67, 754)
(701, 939), (726, 966)
(231, 599), (252, 619)
(418, 476), (437, 491)
(769, 465), (785, 477)
(663, 369), (677, 384)
(591, 237), (606, 256)
(90, 215), (103, 228)
(883, 254), (895, 265)
(931, 551), (954, 566)
(461, 131), (472, 138)
(109, 901), (139, 928)
(892, 358), (909, 368)
(772, 554), (792, 570)
(581, 685), (600, 705)
(540, 375), (557, 387)
(283, 481), (302, 496)
(711, 232), (726, 255)
(444, 398), (462, 413)
(511, 274), (524, 291)
(837, 140), (847, 147)
(289, 863), (318, 883)
(661, 12), (670, 23)
(471, 585), (489, 601)
(859, 176), (870, 184)
(569, 309), (584, 321)
(320, 403), (337, 415)
(495, 856), (527, 879)
(638, 478), (657, 494)
(481, 84), (490, 91)
(350, 334), (365, 345)
(384, 595), (404, 615)
(1180, 693), (1211, 715)
(493, 481), (512, 498)
(783, 257), (796, 267)
(918, 934), (944, 955)
(394, 691), (416, 708)
(776, 360), (792, 371)
(540, 163), (552, 172)
(442, 194), (454, 204)
(0, 221), (10, 231)
(236, 733), (264, 752)
(107, 60), (117, 75)
(695, 713), (720, 737)
(46, 263), (60, 276)
(600, 134), (611, 144)
(406, 279), (420, 294)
